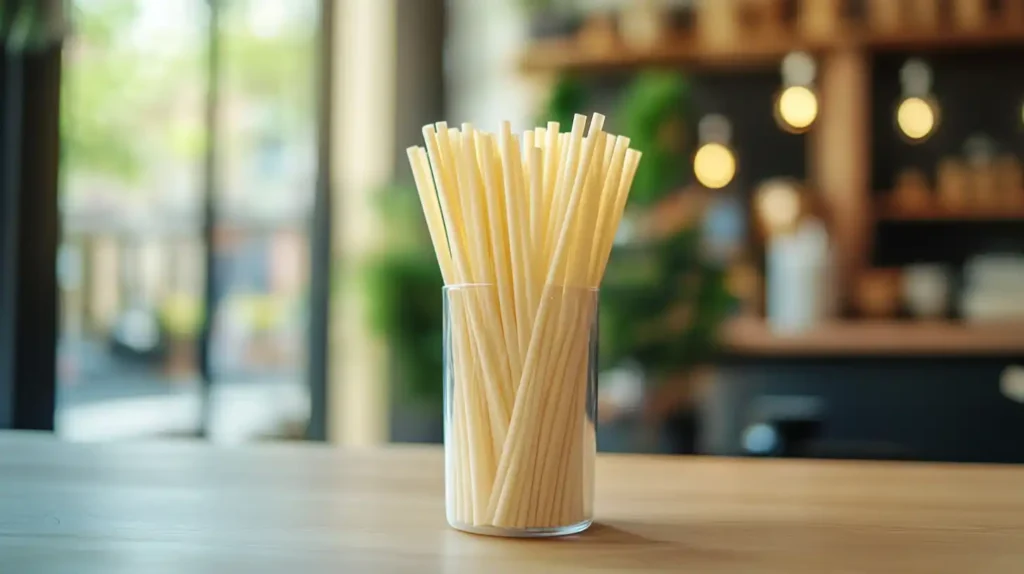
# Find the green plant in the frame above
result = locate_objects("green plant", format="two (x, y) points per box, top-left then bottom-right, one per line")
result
(600, 228), (733, 378)
(517, 0), (577, 15)
(539, 75), (588, 129)
(599, 71), (732, 379)
(620, 72), (691, 206)
(363, 184), (444, 405)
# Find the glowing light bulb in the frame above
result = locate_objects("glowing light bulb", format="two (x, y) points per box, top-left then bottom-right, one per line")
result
(897, 97), (937, 141)
(776, 86), (818, 132)
(693, 143), (736, 189)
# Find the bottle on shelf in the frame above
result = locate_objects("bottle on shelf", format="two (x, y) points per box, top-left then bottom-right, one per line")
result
(937, 157), (970, 211)
(952, 0), (988, 30)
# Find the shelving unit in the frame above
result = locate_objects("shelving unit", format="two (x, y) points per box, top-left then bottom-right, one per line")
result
(877, 203), (1024, 222)
(519, 35), (828, 74)
(519, 15), (1024, 357)
(722, 317), (1024, 356)
(520, 28), (1024, 75)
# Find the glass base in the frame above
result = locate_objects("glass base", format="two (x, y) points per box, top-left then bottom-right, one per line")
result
(449, 519), (592, 538)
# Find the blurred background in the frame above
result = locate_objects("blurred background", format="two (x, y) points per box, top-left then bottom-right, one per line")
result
(2, 0), (1024, 461)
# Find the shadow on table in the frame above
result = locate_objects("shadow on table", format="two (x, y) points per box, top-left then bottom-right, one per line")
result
(560, 521), (743, 569)
(442, 521), (745, 572)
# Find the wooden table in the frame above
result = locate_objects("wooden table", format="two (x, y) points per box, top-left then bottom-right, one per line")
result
(2, 432), (1023, 573)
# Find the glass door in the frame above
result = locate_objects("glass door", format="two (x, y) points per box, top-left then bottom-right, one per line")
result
(56, 0), (322, 441)
(208, 0), (319, 441)
(58, 0), (209, 439)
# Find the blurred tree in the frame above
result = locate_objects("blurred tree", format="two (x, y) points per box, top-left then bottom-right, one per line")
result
(61, 0), (315, 187)
(60, 0), (148, 182)
(220, 1), (315, 134)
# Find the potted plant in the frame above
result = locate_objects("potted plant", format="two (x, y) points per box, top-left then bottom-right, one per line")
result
(598, 72), (734, 453)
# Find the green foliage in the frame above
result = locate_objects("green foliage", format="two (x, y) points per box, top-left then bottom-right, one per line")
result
(61, 0), (315, 185)
(70, 0), (137, 46)
(4, 0), (47, 51)
(620, 72), (691, 206)
(61, 1), (148, 181)
(517, 0), (577, 15)
(600, 228), (733, 377)
(363, 185), (445, 404)
(364, 251), (444, 404)
(598, 71), (732, 379)
(370, 183), (434, 249)
(220, 3), (315, 133)
(539, 75), (587, 129)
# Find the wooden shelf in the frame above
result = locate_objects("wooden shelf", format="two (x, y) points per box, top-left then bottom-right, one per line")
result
(520, 28), (1024, 74)
(722, 317), (1024, 356)
(877, 204), (1024, 222)
(519, 36), (829, 74)
(865, 26), (1024, 52)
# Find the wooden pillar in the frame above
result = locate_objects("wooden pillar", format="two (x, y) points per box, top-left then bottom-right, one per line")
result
(329, 0), (396, 445)
(811, 48), (871, 312)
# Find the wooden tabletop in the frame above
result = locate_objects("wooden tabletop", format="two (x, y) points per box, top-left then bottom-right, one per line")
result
(2, 433), (1023, 573)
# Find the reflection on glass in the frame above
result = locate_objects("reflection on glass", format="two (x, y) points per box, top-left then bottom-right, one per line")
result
(57, 0), (319, 442)
(58, 0), (208, 440)
(209, 0), (318, 440)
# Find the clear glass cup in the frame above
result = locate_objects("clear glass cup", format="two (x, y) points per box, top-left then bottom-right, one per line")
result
(443, 283), (598, 537)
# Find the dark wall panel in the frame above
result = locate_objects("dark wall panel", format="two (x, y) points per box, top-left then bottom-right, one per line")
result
(706, 358), (1024, 463)
(870, 50), (1024, 267)
(871, 49), (1024, 192)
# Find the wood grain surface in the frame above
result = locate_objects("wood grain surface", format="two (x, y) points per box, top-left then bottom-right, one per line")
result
(2, 432), (1022, 573)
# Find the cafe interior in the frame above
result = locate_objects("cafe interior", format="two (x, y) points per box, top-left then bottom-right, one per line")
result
(3, 0), (1024, 465)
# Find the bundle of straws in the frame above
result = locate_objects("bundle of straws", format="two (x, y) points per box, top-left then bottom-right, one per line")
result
(407, 113), (641, 530)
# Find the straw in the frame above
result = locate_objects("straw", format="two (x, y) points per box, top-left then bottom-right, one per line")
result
(406, 113), (641, 530)
(489, 114), (605, 526)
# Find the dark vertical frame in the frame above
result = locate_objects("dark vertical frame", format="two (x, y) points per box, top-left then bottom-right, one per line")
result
(0, 0), (65, 430)
(306, 0), (335, 441)
(387, 0), (447, 442)
(197, 0), (222, 437)
(0, 0), (21, 429)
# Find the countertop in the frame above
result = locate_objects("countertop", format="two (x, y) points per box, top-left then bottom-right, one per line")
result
(2, 432), (1022, 572)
